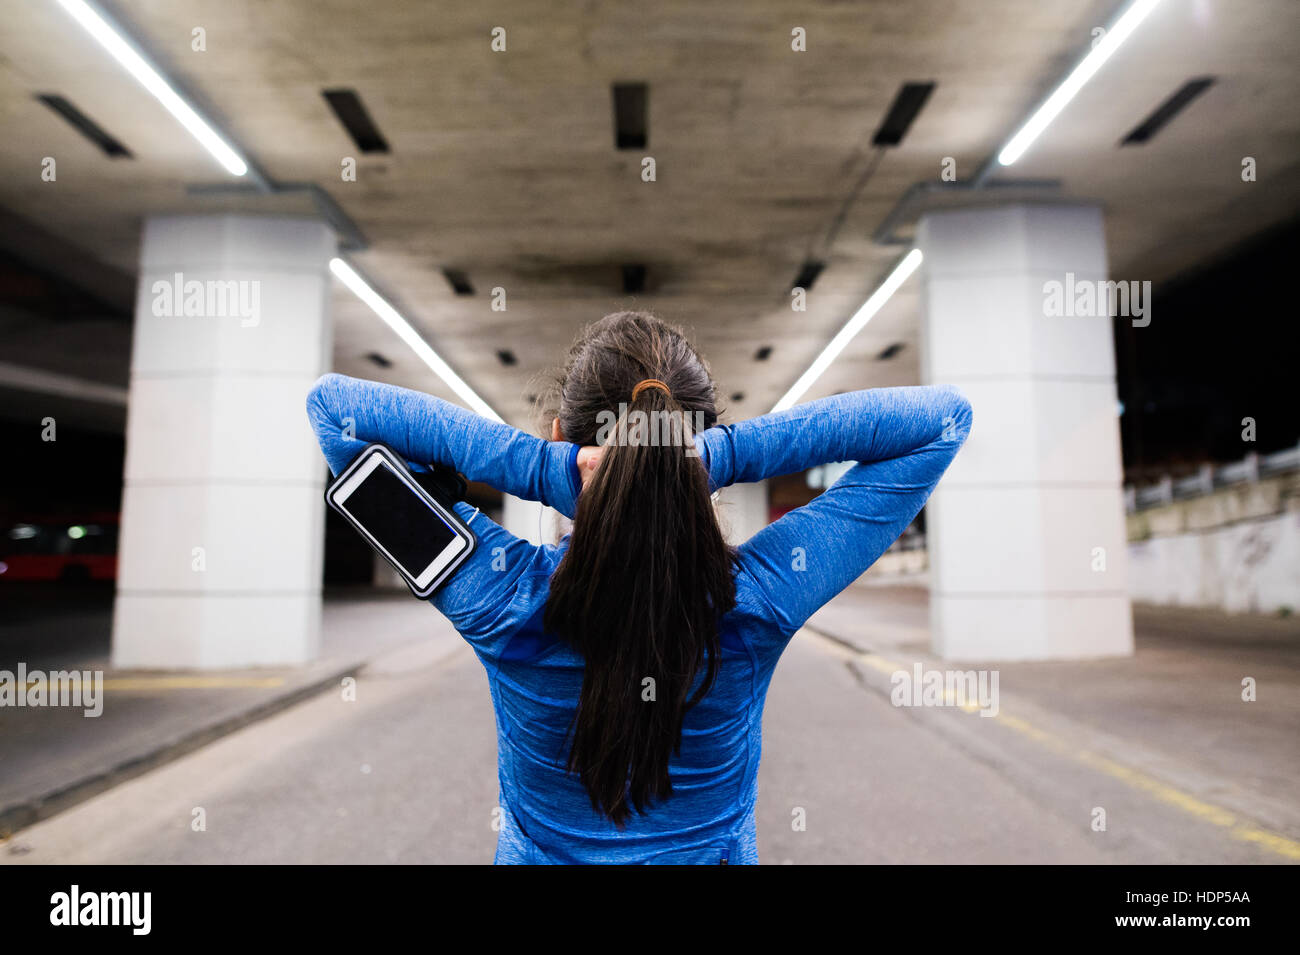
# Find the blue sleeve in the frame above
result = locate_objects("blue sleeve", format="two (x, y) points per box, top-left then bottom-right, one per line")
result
(728, 385), (973, 654)
(305, 373), (581, 515)
(696, 387), (963, 490)
(304, 373), (576, 659)
(427, 503), (559, 661)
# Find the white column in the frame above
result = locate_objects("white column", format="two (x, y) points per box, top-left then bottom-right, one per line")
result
(714, 481), (769, 546)
(498, 483), (768, 550)
(501, 495), (564, 545)
(917, 203), (1133, 660)
(112, 215), (336, 669)
(374, 551), (407, 591)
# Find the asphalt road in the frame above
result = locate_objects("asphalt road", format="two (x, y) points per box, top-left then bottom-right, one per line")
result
(4, 615), (1291, 864)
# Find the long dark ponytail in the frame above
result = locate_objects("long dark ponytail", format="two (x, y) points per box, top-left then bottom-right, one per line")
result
(543, 311), (738, 825)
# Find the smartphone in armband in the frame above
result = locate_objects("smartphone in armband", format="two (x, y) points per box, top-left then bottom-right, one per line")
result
(325, 443), (476, 598)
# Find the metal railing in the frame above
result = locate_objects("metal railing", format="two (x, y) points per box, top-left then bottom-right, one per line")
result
(1125, 442), (1300, 513)
(809, 443), (1300, 517)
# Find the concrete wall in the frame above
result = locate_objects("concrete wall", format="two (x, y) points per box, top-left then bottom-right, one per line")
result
(860, 473), (1300, 615)
(1125, 473), (1300, 614)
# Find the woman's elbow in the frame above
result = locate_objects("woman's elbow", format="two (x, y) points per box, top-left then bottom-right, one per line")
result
(936, 384), (973, 444)
(305, 373), (348, 434)
(948, 385), (972, 420)
(306, 372), (343, 412)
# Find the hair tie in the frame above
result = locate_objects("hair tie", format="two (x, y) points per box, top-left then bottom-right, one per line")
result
(630, 378), (671, 401)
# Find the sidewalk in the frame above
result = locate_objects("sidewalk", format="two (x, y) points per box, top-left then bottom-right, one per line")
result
(805, 583), (1300, 851)
(0, 587), (445, 836)
(4, 581), (1297, 859)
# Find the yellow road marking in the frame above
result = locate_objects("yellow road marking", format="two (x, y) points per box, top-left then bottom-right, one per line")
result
(103, 676), (286, 690)
(845, 645), (1300, 861)
(854, 653), (901, 676)
(11, 676), (286, 690)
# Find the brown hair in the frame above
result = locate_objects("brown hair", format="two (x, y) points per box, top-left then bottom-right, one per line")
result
(543, 311), (738, 824)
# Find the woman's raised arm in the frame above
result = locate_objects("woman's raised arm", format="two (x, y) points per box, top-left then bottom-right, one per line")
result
(305, 372), (582, 515)
(696, 385), (969, 491)
(727, 385), (973, 648)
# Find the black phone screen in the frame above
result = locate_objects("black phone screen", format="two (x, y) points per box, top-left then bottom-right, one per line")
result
(342, 460), (458, 575)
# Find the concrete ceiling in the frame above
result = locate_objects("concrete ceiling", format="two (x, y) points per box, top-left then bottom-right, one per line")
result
(0, 0), (1297, 430)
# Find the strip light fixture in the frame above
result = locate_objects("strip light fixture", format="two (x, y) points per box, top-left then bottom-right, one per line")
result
(53, 0), (503, 422)
(52, 0), (249, 176)
(998, 0), (1164, 166)
(776, 0), (1163, 412)
(771, 249), (923, 413)
(329, 259), (503, 423)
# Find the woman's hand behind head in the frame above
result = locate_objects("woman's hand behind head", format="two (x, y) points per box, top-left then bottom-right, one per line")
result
(576, 446), (603, 490)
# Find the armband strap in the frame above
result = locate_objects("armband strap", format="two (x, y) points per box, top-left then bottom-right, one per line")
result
(412, 462), (467, 507)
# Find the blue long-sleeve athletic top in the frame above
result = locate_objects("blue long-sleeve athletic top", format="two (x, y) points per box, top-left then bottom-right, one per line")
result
(306, 372), (972, 864)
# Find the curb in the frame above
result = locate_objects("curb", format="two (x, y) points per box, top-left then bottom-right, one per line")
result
(799, 623), (1300, 860)
(0, 661), (362, 839)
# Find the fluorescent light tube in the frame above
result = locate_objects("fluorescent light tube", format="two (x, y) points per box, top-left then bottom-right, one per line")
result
(52, 0), (249, 176)
(771, 249), (923, 413)
(330, 258), (503, 423)
(998, 0), (1164, 166)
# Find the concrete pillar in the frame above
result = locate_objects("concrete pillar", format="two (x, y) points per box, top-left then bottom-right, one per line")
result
(917, 203), (1133, 660)
(112, 215), (336, 669)
(499, 483), (768, 550)
(715, 481), (769, 547)
(374, 551), (407, 591)
(502, 495), (565, 546)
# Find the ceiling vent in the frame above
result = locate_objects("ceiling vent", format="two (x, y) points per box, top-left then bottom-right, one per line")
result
(36, 94), (131, 157)
(441, 269), (474, 296)
(612, 83), (648, 149)
(872, 82), (935, 147)
(622, 264), (647, 293)
(323, 89), (390, 153)
(791, 260), (825, 292)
